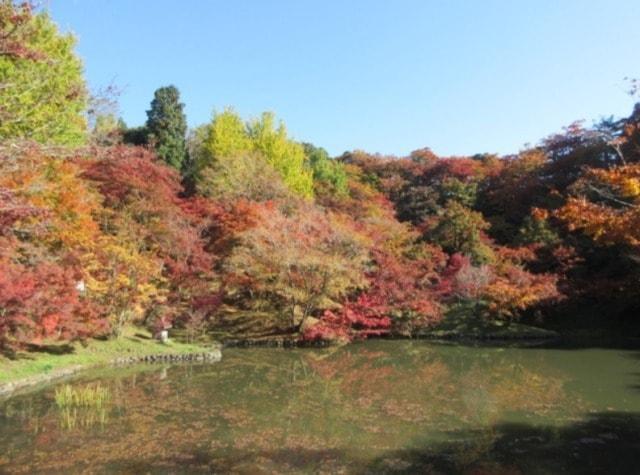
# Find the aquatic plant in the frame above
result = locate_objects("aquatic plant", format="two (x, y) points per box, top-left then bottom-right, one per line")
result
(54, 383), (111, 409)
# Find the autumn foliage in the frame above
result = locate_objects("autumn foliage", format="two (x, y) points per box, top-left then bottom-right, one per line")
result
(0, 144), (217, 348)
(4, 2), (640, 349)
(0, 133), (566, 348)
(556, 164), (640, 248)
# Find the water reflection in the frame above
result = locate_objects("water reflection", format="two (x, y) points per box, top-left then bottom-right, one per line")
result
(0, 341), (639, 474)
(57, 405), (109, 430)
(54, 383), (112, 430)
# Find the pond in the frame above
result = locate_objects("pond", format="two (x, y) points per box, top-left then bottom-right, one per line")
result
(1, 341), (639, 474)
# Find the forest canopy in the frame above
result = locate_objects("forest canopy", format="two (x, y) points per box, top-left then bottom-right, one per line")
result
(1, 1), (639, 351)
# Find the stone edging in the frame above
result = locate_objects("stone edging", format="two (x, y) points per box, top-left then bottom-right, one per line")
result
(222, 338), (332, 348)
(112, 350), (222, 364)
(0, 348), (222, 398)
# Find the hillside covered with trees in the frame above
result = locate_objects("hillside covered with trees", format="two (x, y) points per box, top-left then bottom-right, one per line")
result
(2, 2), (640, 354)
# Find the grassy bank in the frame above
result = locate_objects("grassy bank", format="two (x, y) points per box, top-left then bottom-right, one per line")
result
(0, 327), (213, 387)
(417, 302), (560, 340)
(0, 307), (562, 393)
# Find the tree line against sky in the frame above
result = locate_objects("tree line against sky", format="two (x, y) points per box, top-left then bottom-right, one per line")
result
(1, 2), (639, 351)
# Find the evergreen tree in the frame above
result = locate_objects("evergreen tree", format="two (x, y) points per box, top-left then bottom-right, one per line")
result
(145, 85), (187, 170)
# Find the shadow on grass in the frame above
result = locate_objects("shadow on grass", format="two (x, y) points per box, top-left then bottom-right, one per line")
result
(0, 342), (76, 361)
(23, 342), (75, 355)
(125, 336), (147, 343)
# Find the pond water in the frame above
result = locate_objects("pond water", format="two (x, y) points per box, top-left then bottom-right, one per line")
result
(1, 341), (640, 474)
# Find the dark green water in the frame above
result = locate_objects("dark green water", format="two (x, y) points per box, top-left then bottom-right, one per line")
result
(1, 341), (640, 474)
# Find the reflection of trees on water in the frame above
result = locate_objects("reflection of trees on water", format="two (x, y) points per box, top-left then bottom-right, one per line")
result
(0, 343), (621, 474)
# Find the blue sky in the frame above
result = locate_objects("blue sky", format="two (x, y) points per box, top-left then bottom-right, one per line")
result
(50, 0), (639, 157)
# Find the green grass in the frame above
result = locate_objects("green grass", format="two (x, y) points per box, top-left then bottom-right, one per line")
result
(0, 327), (212, 386)
(419, 301), (559, 340)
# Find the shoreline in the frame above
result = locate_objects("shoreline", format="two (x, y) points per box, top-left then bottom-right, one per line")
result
(0, 326), (221, 398)
(0, 350), (222, 399)
(0, 319), (561, 399)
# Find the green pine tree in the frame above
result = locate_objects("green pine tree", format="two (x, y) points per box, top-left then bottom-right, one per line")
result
(146, 85), (187, 170)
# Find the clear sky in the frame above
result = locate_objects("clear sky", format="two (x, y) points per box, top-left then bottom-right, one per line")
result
(49, 0), (639, 157)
